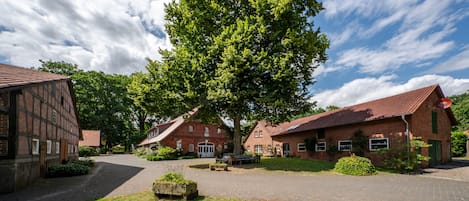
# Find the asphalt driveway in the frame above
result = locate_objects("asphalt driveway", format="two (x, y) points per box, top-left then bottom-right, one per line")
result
(1, 154), (469, 201)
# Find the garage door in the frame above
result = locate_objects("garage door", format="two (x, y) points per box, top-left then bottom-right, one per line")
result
(198, 142), (214, 158)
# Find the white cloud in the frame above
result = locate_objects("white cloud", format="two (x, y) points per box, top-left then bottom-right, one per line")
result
(312, 74), (469, 108)
(324, 0), (468, 74)
(0, 0), (172, 74)
(429, 47), (469, 73)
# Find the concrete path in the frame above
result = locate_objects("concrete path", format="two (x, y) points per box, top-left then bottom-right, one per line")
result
(1, 154), (469, 201)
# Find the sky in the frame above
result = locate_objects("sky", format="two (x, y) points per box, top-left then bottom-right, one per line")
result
(0, 0), (469, 108)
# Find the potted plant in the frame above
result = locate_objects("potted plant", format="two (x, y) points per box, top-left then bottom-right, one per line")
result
(152, 172), (198, 200)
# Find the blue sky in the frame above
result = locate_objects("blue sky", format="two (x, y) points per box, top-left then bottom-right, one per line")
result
(0, 0), (468, 108)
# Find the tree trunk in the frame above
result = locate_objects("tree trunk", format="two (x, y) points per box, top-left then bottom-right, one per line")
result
(233, 114), (242, 155)
(138, 112), (146, 135)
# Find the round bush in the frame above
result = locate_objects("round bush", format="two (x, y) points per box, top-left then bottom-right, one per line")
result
(334, 156), (376, 176)
(78, 146), (98, 157)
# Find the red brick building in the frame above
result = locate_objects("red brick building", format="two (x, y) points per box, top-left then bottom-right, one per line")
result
(79, 130), (101, 150)
(244, 85), (457, 167)
(138, 108), (228, 157)
(0, 64), (80, 193)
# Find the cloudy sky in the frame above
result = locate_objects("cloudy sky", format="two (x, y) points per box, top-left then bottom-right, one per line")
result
(1, 0), (469, 108)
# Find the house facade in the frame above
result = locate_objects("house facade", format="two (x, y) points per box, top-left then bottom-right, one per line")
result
(79, 130), (101, 151)
(138, 108), (228, 158)
(244, 85), (456, 167)
(0, 64), (80, 193)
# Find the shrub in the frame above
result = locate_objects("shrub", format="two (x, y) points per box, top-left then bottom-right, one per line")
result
(70, 159), (95, 167)
(157, 172), (195, 185)
(47, 163), (89, 177)
(78, 146), (98, 157)
(378, 138), (430, 172)
(157, 147), (176, 160)
(304, 137), (317, 152)
(350, 130), (368, 157)
(147, 155), (165, 161)
(451, 131), (467, 157)
(112, 145), (125, 154)
(334, 155), (376, 176)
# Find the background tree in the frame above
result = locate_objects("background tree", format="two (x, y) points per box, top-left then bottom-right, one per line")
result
(38, 61), (138, 151)
(450, 92), (469, 131)
(159, 0), (329, 154)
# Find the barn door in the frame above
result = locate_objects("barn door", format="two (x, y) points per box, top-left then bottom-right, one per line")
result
(60, 139), (68, 162)
(428, 140), (442, 167)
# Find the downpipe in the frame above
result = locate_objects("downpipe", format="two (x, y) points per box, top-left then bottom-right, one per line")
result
(401, 115), (410, 166)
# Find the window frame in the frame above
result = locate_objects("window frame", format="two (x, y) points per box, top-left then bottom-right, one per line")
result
(188, 125), (193, 132)
(315, 141), (326, 152)
(46, 140), (52, 154)
(32, 138), (39, 155)
(369, 138), (389, 151)
(204, 127), (209, 137)
(56, 141), (60, 154)
(297, 143), (306, 152)
(254, 145), (263, 154)
(338, 140), (352, 151)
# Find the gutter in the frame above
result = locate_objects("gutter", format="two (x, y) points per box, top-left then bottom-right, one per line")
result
(401, 114), (410, 166)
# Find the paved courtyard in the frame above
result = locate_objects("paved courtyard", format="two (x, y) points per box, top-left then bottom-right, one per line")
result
(1, 154), (469, 201)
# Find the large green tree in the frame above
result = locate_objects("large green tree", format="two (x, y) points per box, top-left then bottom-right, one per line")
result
(157, 0), (329, 154)
(450, 92), (469, 131)
(38, 61), (138, 151)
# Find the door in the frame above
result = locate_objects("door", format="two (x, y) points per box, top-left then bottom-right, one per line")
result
(428, 140), (442, 167)
(282, 143), (290, 157)
(60, 139), (68, 162)
(197, 142), (214, 158)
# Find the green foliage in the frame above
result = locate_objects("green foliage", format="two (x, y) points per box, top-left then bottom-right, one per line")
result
(146, 155), (165, 161)
(133, 147), (148, 158)
(157, 0), (329, 154)
(157, 146), (177, 160)
(304, 137), (317, 152)
(38, 60), (139, 151)
(350, 130), (368, 157)
(78, 146), (99, 157)
(47, 162), (89, 177)
(112, 145), (125, 154)
(157, 172), (195, 185)
(326, 145), (339, 156)
(378, 138), (430, 171)
(450, 92), (469, 131)
(334, 156), (376, 176)
(258, 157), (335, 172)
(70, 159), (95, 167)
(451, 131), (467, 157)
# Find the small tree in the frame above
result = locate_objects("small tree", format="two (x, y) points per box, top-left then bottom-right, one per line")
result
(350, 130), (368, 157)
(451, 131), (467, 157)
(378, 137), (430, 172)
(304, 137), (317, 153)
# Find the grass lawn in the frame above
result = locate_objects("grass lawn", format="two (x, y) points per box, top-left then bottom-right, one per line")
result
(257, 157), (335, 173)
(96, 190), (246, 201)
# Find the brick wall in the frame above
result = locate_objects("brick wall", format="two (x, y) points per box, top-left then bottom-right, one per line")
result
(160, 121), (227, 156)
(244, 121), (282, 156)
(10, 80), (79, 192)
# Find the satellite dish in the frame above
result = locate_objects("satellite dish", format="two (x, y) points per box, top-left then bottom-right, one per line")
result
(438, 98), (452, 109)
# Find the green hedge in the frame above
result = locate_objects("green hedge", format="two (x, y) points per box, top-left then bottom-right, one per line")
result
(334, 156), (376, 176)
(112, 145), (125, 154)
(147, 155), (165, 161)
(78, 146), (99, 157)
(47, 163), (89, 177)
(70, 159), (95, 167)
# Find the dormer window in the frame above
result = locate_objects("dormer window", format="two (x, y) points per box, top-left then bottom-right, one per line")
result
(188, 125), (193, 132)
(204, 127), (209, 137)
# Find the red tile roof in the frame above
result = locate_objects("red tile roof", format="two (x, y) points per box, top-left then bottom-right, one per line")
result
(0, 63), (69, 89)
(271, 85), (456, 136)
(79, 130), (101, 147)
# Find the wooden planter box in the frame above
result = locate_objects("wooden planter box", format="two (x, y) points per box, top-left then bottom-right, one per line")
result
(152, 181), (198, 200)
(210, 163), (228, 171)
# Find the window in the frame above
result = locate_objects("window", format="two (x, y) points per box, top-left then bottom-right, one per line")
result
(432, 111), (438, 133)
(188, 125), (193, 132)
(317, 128), (325, 139)
(188, 144), (194, 152)
(204, 127), (209, 137)
(267, 145), (272, 153)
(254, 145), (263, 154)
(369, 138), (389, 151)
(32, 138), (39, 155)
(217, 128), (222, 134)
(254, 131), (259, 137)
(258, 130), (263, 137)
(297, 143), (306, 152)
(56, 142), (60, 154)
(315, 142), (326, 152)
(176, 140), (182, 150)
(338, 140), (352, 151)
(46, 140), (52, 154)
(224, 142), (228, 149)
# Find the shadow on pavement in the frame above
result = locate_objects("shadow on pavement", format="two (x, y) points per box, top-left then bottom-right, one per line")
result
(429, 160), (469, 170)
(0, 162), (143, 201)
